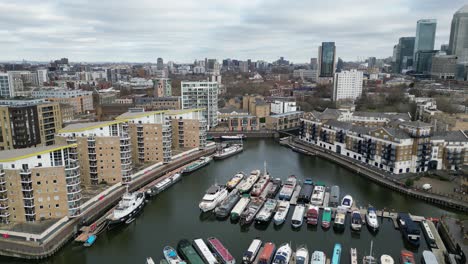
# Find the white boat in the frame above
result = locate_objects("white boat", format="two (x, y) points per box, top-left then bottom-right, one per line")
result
(310, 185), (325, 206)
(251, 174), (270, 197)
(238, 170), (261, 193)
(226, 172), (245, 190)
(278, 175), (297, 200)
(362, 241), (376, 264)
(221, 134), (245, 140)
(350, 211), (363, 231)
(147, 173), (182, 197)
(255, 198), (278, 224)
(350, 248), (358, 264)
(243, 239), (262, 264)
(295, 246), (309, 264)
(366, 207), (379, 232)
(108, 189), (145, 228)
(163, 246), (186, 264)
(273, 200), (290, 226)
(341, 195), (353, 209)
(213, 144), (243, 160)
(380, 255), (394, 264)
(311, 251), (326, 264)
(230, 196), (250, 221)
(199, 185), (228, 212)
(193, 238), (219, 264)
(272, 243), (292, 264)
(291, 204), (305, 228)
(147, 257), (156, 264)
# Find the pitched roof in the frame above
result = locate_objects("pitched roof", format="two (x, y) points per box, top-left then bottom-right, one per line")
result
(432, 130), (468, 142)
(401, 120), (432, 128)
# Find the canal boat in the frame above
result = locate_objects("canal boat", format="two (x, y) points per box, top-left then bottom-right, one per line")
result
(329, 186), (340, 207)
(331, 244), (341, 264)
(400, 250), (415, 264)
(147, 257), (155, 264)
(295, 245), (309, 264)
(380, 255), (394, 264)
(278, 175), (297, 200)
(272, 243), (292, 264)
(214, 189), (241, 219)
(258, 242), (276, 264)
(306, 205), (319, 225)
(251, 174), (270, 197)
(255, 198), (278, 224)
(177, 239), (205, 264)
(242, 239), (262, 264)
(340, 195), (353, 209)
(238, 170), (261, 194)
(311, 251), (326, 264)
(199, 185), (228, 213)
(273, 200), (290, 226)
(221, 134), (245, 140)
(193, 239), (219, 264)
(207, 237), (235, 264)
(83, 234), (97, 247)
(108, 189), (145, 228)
(397, 213), (421, 248)
(362, 241), (376, 264)
(350, 211), (362, 231)
(266, 178), (282, 198)
(422, 251), (438, 264)
(297, 178), (314, 203)
(310, 185), (326, 206)
(240, 197), (265, 226)
(164, 246), (186, 264)
(321, 207), (332, 229)
(183, 157), (212, 174)
(420, 220), (437, 248)
(350, 248), (357, 264)
(147, 173), (182, 197)
(226, 173), (245, 190)
(213, 144), (243, 160)
(366, 207), (379, 232)
(291, 204), (306, 228)
(230, 196), (250, 221)
(333, 206), (347, 232)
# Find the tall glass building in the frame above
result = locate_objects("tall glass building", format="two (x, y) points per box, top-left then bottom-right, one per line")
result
(318, 42), (336, 77)
(414, 19), (437, 56)
(449, 5), (468, 63)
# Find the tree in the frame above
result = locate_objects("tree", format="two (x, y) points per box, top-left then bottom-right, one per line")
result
(405, 178), (414, 187)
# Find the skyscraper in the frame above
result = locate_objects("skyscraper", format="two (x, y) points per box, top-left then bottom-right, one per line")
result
(394, 37), (415, 73)
(157, 57), (164, 70)
(448, 5), (468, 62)
(414, 19), (437, 56)
(318, 42), (336, 77)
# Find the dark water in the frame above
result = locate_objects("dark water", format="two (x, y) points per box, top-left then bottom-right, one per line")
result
(8, 139), (462, 264)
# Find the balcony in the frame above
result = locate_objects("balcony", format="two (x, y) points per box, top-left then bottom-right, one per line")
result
(24, 201), (34, 208)
(0, 212), (10, 218)
(87, 137), (95, 142)
(0, 203), (9, 209)
(24, 210), (36, 216)
(22, 194), (34, 200)
(20, 169), (31, 175)
(22, 185), (33, 192)
(20, 177), (32, 184)
(88, 154), (97, 161)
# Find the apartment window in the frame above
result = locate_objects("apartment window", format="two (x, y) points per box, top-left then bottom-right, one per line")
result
(53, 180), (57, 184)
(39, 205), (43, 209)
(37, 181), (41, 185)
(36, 173), (40, 176)
(11, 164), (14, 169)
(37, 155), (41, 158)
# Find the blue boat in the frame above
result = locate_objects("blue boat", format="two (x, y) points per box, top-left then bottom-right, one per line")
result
(83, 235), (97, 247)
(331, 244), (341, 264)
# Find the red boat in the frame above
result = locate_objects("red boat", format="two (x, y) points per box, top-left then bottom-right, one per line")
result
(207, 237), (235, 264)
(400, 250), (415, 264)
(306, 205), (319, 225)
(258, 242), (276, 264)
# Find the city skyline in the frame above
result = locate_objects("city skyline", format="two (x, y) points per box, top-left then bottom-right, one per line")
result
(0, 0), (467, 63)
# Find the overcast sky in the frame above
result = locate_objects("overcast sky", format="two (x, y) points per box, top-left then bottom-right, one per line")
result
(0, 0), (466, 63)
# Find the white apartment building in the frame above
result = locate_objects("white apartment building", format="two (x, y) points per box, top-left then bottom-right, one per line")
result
(0, 73), (10, 98)
(271, 100), (298, 114)
(7, 71), (40, 97)
(37, 69), (48, 85)
(181, 81), (219, 128)
(332, 69), (363, 101)
(31, 88), (93, 114)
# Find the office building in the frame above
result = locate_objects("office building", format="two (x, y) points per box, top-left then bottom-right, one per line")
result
(271, 100), (298, 114)
(431, 54), (458, 79)
(7, 71), (39, 97)
(152, 78), (172, 97)
(394, 37), (415, 73)
(449, 5), (468, 62)
(0, 144), (81, 223)
(37, 69), (48, 85)
(0, 99), (62, 150)
(415, 50), (437, 74)
(181, 81), (218, 128)
(32, 88), (93, 115)
(368, 57), (377, 68)
(318, 42), (336, 77)
(157, 58), (164, 70)
(332, 70), (363, 101)
(265, 111), (304, 130)
(0, 73), (10, 98)
(414, 19), (437, 57)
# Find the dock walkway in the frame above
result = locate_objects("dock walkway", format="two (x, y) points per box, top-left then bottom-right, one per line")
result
(426, 220), (447, 264)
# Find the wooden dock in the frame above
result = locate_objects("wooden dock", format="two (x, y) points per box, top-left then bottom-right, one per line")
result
(426, 220), (447, 264)
(74, 206), (114, 243)
(289, 186), (302, 205)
